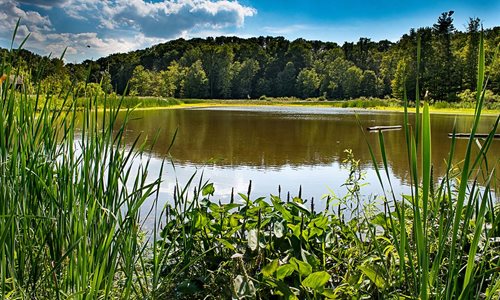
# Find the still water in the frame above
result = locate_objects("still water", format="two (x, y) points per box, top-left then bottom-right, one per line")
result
(113, 106), (499, 219)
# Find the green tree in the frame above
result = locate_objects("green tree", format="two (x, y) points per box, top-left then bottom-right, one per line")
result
(318, 57), (351, 99)
(231, 59), (260, 98)
(431, 11), (459, 101)
(379, 52), (398, 96)
(180, 48), (203, 67)
(41, 73), (71, 96)
(75, 82), (105, 98)
(128, 65), (162, 96)
(285, 39), (313, 70)
(295, 68), (320, 98)
(343, 66), (363, 98)
(183, 60), (208, 98)
(464, 17), (481, 91)
(100, 70), (113, 94)
(202, 45), (234, 98)
(160, 61), (185, 98)
(360, 70), (379, 97)
(391, 57), (417, 100)
(129, 65), (149, 96)
(214, 46), (234, 98)
(277, 62), (297, 96)
(488, 55), (500, 94)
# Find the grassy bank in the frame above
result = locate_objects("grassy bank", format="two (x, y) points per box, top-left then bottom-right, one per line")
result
(1, 33), (500, 299)
(20, 92), (500, 116)
(116, 97), (500, 115)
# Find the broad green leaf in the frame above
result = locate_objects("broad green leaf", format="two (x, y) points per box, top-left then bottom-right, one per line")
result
(309, 227), (322, 238)
(358, 265), (387, 290)
(289, 257), (312, 276)
(202, 183), (215, 196)
(229, 214), (242, 227)
(223, 203), (242, 212)
(275, 280), (300, 300)
(208, 202), (220, 213)
(309, 215), (328, 230)
(217, 238), (235, 251)
(276, 264), (295, 280)
(238, 193), (250, 204)
(322, 288), (336, 299)
(370, 213), (387, 227)
(194, 212), (208, 229)
(287, 223), (301, 237)
(271, 196), (293, 221)
(248, 229), (258, 251)
(302, 271), (331, 290)
(261, 259), (279, 277)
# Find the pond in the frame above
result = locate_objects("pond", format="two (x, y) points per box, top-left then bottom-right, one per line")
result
(113, 106), (499, 221)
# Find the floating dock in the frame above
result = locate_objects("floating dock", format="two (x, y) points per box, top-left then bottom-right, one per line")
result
(448, 133), (500, 139)
(367, 125), (402, 131)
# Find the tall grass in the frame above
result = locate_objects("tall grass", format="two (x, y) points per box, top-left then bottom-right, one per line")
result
(366, 32), (500, 299)
(1, 24), (166, 299)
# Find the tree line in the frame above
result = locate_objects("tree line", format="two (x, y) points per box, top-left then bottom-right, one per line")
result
(2, 12), (500, 102)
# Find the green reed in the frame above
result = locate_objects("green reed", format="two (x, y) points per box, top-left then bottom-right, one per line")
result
(365, 32), (500, 299)
(1, 22), (165, 299)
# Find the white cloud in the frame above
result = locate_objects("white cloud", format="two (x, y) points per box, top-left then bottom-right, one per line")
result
(62, 0), (257, 38)
(0, 0), (257, 62)
(0, 0), (52, 34)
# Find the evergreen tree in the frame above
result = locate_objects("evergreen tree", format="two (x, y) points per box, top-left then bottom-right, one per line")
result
(464, 18), (481, 91)
(432, 11), (458, 101)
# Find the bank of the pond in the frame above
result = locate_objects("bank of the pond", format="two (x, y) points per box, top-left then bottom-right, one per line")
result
(116, 96), (500, 116)
(31, 93), (500, 115)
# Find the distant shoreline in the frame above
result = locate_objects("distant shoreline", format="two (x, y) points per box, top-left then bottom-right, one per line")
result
(114, 97), (500, 116)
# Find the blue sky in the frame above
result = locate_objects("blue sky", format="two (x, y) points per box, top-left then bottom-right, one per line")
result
(0, 0), (499, 62)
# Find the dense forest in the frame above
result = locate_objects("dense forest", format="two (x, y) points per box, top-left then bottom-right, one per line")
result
(2, 12), (500, 102)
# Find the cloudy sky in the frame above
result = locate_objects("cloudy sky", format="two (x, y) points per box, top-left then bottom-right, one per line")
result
(0, 0), (499, 62)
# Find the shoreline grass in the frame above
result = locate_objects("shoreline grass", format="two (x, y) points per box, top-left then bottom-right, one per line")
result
(110, 96), (500, 116)
(23, 93), (500, 115)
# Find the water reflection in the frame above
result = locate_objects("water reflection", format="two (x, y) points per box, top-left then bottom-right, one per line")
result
(117, 106), (499, 185)
(103, 106), (499, 226)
